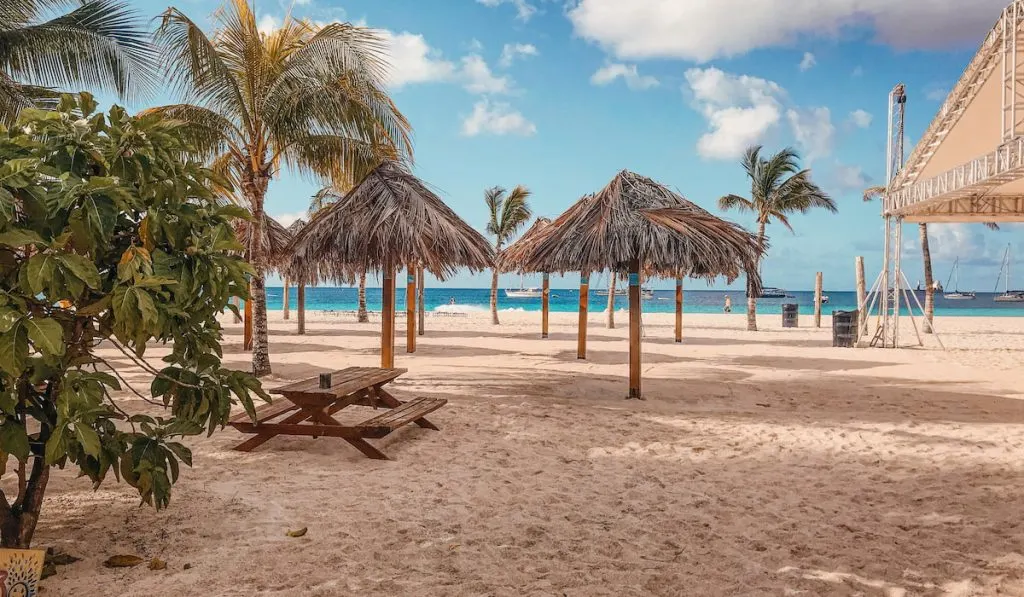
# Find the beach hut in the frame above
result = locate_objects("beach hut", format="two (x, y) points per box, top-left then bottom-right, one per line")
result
(518, 170), (764, 399)
(234, 215), (294, 349)
(288, 161), (493, 367)
(501, 217), (554, 337)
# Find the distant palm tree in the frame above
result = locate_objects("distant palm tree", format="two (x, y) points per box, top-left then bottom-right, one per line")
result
(485, 185), (532, 325)
(0, 0), (156, 123)
(719, 146), (835, 331)
(148, 1), (412, 375)
(863, 185), (998, 333)
(310, 184), (370, 322)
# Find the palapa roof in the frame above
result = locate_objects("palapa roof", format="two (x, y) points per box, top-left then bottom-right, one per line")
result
(233, 214), (294, 271)
(500, 217), (552, 271)
(288, 161), (493, 282)
(514, 170), (764, 290)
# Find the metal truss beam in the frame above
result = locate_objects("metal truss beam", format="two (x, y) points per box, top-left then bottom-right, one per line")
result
(904, 196), (1024, 222)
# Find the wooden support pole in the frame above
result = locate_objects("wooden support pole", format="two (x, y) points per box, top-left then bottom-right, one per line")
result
(675, 277), (683, 343)
(297, 283), (306, 335)
(577, 272), (589, 359)
(382, 266), (395, 368)
(607, 273), (616, 329)
(243, 279), (253, 351)
(814, 272), (823, 328)
(417, 265), (425, 336)
(282, 278), (290, 320)
(541, 272), (550, 338)
(406, 266), (416, 353)
(856, 256), (867, 340)
(628, 263), (642, 399)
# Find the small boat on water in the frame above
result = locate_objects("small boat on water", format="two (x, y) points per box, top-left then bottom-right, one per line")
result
(597, 286), (654, 298)
(820, 295), (830, 304)
(505, 274), (542, 299)
(943, 257), (976, 300)
(994, 244), (1024, 303)
(749, 287), (788, 298)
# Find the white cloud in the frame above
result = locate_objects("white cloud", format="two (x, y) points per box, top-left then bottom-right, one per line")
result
(257, 14), (281, 36)
(499, 43), (539, 67)
(925, 86), (949, 102)
(590, 62), (659, 90)
(293, 0), (312, 5)
(272, 212), (306, 228)
(798, 52), (816, 72)
(375, 29), (457, 88)
(567, 0), (1006, 62)
(833, 162), (871, 191)
(461, 99), (537, 136)
(476, 0), (537, 21)
(461, 55), (511, 94)
(849, 109), (873, 128)
(683, 67), (784, 160)
(786, 107), (835, 163)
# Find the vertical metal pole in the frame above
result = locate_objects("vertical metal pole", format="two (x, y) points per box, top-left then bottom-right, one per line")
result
(893, 219), (904, 348)
(879, 216), (892, 345)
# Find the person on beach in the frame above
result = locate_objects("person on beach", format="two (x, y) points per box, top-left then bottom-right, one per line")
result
(724, 295), (732, 313)
(449, 297), (456, 305)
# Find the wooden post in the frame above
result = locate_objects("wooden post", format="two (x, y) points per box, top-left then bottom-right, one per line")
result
(417, 265), (425, 336)
(814, 272), (823, 328)
(406, 266), (416, 353)
(282, 278), (290, 320)
(297, 283), (306, 335)
(628, 262), (642, 399)
(674, 277), (683, 343)
(856, 256), (866, 340)
(577, 272), (589, 359)
(243, 279), (253, 350)
(606, 273), (616, 329)
(381, 266), (395, 368)
(541, 272), (550, 339)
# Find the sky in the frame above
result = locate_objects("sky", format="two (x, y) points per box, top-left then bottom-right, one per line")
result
(119, 0), (1021, 290)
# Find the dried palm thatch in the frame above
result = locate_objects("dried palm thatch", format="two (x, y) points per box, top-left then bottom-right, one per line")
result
(521, 170), (764, 291)
(500, 217), (552, 271)
(233, 214), (294, 272)
(289, 161), (493, 281)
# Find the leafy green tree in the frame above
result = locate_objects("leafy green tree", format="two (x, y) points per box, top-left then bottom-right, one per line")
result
(147, 1), (413, 376)
(484, 185), (532, 325)
(719, 146), (835, 331)
(0, 94), (267, 548)
(0, 0), (156, 124)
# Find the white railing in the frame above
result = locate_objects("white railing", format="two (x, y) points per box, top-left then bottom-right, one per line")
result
(886, 136), (1024, 215)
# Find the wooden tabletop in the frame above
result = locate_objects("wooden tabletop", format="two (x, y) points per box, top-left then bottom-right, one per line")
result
(271, 367), (407, 400)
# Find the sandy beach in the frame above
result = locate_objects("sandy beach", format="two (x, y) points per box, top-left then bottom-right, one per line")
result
(33, 310), (1024, 596)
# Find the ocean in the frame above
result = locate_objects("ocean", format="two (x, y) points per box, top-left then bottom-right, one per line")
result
(263, 287), (1024, 317)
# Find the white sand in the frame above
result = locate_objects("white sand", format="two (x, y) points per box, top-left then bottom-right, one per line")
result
(28, 309), (1024, 596)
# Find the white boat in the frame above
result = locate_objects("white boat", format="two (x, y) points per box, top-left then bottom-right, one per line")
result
(641, 287), (654, 299)
(994, 244), (1024, 303)
(750, 287), (787, 298)
(943, 257), (976, 300)
(504, 274), (542, 299)
(820, 295), (830, 304)
(595, 287), (627, 297)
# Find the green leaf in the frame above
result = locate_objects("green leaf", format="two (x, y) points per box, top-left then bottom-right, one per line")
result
(0, 228), (46, 247)
(24, 253), (56, 295)
(74, 425), (102, 458)
(76, 295), (111, 316)
(56, 253), (101, 289)
(0, 323), (28, 377)
(0, 423), (30, 461)
(24, 317), (64, 357)
(0, 308), (21, 333)
(44, 430), (65, 465)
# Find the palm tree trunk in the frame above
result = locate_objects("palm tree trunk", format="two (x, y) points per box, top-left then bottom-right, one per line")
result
(357, 271), (369, 323)
(921, 223), (935, 333)
(243, 173), (272, 377)
(746, 221), (765, 332)
(490, 267), (500, 325)
(607, 273), (616, 329)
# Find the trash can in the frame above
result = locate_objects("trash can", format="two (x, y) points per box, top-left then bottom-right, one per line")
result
(832, 310), (858, 347)
(781, 303), (799, 328)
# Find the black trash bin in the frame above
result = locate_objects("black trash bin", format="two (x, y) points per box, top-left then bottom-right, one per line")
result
(832, 310), (858, 347)
(781, 303), (798, 328)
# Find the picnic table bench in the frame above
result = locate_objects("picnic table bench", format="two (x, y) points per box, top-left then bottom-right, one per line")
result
(227, 367), (445, 459)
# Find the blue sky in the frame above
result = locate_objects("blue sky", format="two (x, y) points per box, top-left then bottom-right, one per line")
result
(124, 0), (1020, 290)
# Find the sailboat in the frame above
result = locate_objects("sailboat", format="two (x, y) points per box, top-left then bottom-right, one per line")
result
(943, 257), (976, 300)
(504, 274), (542, 298)
(994, 244), (1024, 303)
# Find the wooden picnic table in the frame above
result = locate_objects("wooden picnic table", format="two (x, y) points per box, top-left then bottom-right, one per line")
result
(227, 367), (446, 459)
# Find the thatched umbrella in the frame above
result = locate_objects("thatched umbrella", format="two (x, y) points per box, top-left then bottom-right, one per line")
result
(501, 217), (553, 338)
(234, 215), (294, 349)
(289, 161), (493, 367)
(519, 170), (764, 399)
(280, 219), (309, 334)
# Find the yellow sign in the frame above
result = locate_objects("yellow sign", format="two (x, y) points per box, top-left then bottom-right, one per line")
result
(0, 549), (44, 597)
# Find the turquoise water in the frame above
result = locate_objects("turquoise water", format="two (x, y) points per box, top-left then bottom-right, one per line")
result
(263, 287), (1024, 317)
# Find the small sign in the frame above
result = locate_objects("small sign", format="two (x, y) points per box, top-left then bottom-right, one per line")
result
(0, 549), (44, 597)
(629, 273), (639, 286)
(407, 274), (415, 284)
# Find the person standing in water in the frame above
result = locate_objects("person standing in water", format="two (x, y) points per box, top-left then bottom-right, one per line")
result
(724, 295), (732, 313)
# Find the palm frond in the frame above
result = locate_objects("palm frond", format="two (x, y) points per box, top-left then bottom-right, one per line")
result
(139, 103), (242, 160)
(484, 186), (505, 237)
(862, 185), (885, 202)
(718, 193), (754, 212)
(497, 184), (532, 247)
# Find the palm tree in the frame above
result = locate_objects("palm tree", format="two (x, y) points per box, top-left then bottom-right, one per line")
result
(149, 1), (412, 375)
(0, 0), (156, 123)
(485, 185), (532, 325)
(863, 186), (998, 333)
(719, 146), (835, 331)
